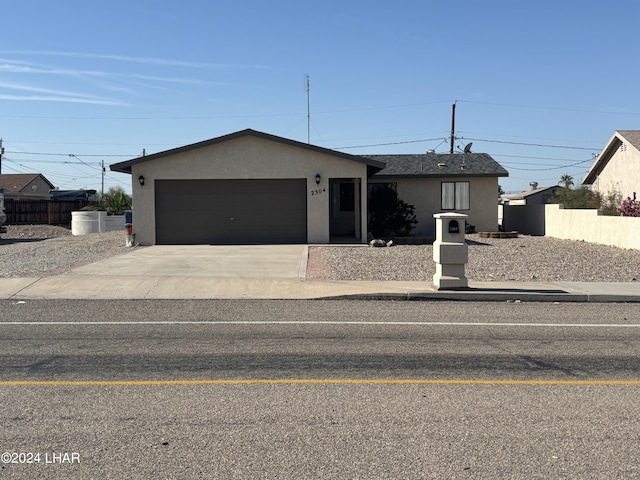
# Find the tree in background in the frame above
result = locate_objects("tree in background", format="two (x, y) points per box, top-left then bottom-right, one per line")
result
(560, 173), (574, 189)
(549, 174), (623, 214)
(550, 186), (601, 209)
(550, 174), (600, 209)
(96, 186), (132, 215)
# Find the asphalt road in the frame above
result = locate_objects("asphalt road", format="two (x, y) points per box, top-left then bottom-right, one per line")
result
(1, 299), (640, 479)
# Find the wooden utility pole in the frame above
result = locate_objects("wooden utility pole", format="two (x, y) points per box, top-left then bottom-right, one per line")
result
(450, 102), (456, 154)
(0, 138), (4, 174)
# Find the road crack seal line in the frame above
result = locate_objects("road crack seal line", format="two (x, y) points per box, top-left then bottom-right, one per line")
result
(143, 277), (163, 299)
(7, 278), (43, 300)
(518, 355), (581, 378)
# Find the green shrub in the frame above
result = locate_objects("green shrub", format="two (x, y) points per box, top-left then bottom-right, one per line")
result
(549, 187), (601, 209)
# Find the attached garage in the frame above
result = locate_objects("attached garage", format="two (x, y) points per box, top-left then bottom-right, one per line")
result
(110, 129), (385, 245)
(155, 179), (307, 244)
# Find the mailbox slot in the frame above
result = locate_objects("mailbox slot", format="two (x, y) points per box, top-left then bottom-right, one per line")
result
(448, 220), (459, 234)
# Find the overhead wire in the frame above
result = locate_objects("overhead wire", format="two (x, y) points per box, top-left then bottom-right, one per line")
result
(1, 95), (615, 191)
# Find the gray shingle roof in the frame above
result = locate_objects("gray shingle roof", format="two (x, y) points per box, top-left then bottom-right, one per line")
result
(365, 153), (509, 178)
(617, 130), (640, 151)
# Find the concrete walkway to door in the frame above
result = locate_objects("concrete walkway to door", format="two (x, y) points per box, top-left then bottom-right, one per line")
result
(69, 245), (309, 278)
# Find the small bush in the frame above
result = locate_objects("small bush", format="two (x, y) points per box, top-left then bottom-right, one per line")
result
(465, 221), (476, 234)
(599, 190), (623, 216)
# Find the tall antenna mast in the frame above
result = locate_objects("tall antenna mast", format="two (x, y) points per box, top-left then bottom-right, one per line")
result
(305, 74), (311, 144)
(450, 101), (456, 154)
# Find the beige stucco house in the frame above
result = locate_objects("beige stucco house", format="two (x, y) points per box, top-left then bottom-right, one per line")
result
(499, 185), (562, 236)
(366, 153), (508, 238)
(583, 130), (640, 199)
(110, 129), (508, 245)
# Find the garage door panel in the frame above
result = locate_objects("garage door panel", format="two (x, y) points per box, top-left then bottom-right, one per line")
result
(155, 179), (307, 244)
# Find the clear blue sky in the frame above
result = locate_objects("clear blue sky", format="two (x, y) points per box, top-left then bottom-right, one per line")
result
(2, 0), (639, 194)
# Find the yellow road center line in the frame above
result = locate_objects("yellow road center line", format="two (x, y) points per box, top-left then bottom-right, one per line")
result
(1, 379), (640, 386)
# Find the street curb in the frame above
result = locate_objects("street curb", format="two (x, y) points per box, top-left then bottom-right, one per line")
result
(315, 292), (590, 302)
(313, 291), (640, 302)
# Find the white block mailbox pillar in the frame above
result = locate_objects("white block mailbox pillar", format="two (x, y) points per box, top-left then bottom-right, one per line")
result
(433, 212), (468, 290)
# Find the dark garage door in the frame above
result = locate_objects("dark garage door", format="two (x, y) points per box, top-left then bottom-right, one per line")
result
(155, 179), (307, 244)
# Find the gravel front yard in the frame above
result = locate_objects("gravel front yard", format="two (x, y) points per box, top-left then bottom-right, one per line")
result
(307, 234), (640, 283)
(2, 225), (640, 282)
(0, 225), (132, 277)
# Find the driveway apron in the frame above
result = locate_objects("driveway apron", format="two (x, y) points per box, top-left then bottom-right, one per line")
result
(68, 245), (309, 279)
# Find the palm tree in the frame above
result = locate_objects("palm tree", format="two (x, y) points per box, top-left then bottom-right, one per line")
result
(99, 186), (132, 215)
(560, 174), (574, 189)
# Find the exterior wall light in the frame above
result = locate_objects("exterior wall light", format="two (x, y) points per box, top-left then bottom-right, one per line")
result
(315, 174), (321, 185)
(138, 175), (145, 187)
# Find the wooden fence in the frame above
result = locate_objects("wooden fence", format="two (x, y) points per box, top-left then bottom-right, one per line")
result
(4, 199), (90, 225)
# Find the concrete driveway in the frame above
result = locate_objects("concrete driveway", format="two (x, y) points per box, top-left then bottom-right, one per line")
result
(69, 245), (309, 279)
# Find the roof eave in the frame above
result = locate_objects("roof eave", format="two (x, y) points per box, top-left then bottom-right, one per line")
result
(372, 172), (509, 179)
(583, 132), (623, 184)
(110, 129), (386, 174)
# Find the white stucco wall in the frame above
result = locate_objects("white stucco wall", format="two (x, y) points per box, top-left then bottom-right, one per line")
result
(131, 136), (369, 245)
(545, 204), (640, 250)
(590, 143), (640, 200)
(372, 176), (500, 238)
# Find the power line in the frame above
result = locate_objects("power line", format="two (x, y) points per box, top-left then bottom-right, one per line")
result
(463, 137), (597, 151)
(335, 138), (447, 149)
(501, 158), (594, 171)
(5, 151), (133, 157)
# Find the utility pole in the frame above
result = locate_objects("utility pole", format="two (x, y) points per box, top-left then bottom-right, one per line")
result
(305, 74), (311, 144)
(101, 159), (105, 197)
(450, 101), (456, 154)
(0, 138), (4, 174)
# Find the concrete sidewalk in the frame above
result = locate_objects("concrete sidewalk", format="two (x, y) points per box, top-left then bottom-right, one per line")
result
(1, 276), (640, 302)
(1, 244), (639, 302)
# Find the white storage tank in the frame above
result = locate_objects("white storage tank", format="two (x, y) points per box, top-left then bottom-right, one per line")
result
(71, 211), (106, 235)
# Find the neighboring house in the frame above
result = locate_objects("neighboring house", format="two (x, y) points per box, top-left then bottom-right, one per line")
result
(583, 130), (640, 199)
(50, 189), (97, 202)
(501, 185), (561, 206)
(0, 173), (55, 200)
(499, 185), (561, 236)
(110, 129), (508, 245)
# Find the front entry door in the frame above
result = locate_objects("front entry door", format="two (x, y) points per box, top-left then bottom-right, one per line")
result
(329, 178), (361, 242)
